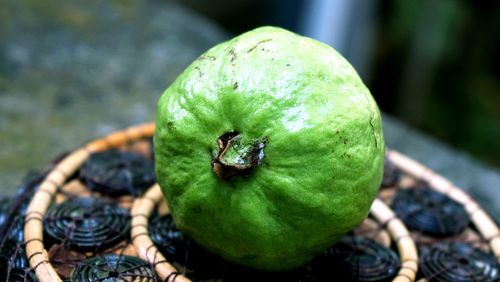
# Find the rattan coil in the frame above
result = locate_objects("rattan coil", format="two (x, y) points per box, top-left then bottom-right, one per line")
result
(386, 149), (500, 262)
(23, 122), (155, 282)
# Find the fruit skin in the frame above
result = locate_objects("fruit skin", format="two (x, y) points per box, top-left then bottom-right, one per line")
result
(154, 26), (384, 271)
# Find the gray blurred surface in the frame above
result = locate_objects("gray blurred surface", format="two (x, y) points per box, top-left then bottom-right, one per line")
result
(0, 0), (228, 191)
(383, 114), (500, 221)
(1, 1), (498, 220)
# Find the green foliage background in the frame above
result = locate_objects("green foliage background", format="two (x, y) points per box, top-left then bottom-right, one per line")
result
(370, 0), (500, 167)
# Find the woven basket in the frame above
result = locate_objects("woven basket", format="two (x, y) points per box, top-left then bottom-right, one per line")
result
(17, 122), (499, 281)
(386, 149), (500, 257)
(132, 185), (418, 282)
(24, 123), (155, 281)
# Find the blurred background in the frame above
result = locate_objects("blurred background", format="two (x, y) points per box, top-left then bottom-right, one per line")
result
(1, 0), (499, 214)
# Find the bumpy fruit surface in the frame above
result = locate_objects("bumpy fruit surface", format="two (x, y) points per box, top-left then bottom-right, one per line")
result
(154, 26), (384, 271)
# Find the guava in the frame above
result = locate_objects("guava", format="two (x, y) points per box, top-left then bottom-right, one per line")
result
(154, 26), (384, 271)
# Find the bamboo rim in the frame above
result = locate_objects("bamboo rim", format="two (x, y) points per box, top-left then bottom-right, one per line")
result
(386, 149), (500, 263)
(131, 184), (191, 282)
(371, 198), (418, 282)
(23, 122), (155, 282)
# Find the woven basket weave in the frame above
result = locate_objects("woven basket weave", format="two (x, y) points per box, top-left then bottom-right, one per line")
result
(19, 122), (499, 281)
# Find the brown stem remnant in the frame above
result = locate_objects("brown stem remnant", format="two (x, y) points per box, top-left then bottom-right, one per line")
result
(212, 131), (267, 181)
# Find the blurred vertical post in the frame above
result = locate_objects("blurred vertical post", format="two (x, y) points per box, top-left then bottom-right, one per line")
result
(298, 0), (378, 83)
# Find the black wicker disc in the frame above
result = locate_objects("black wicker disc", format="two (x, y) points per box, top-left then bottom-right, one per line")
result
(5, 268), (38, 282)
(147, 216), (236, 280)
(381, 156), (401, 188)
(3, 215), (24, 243)
(146, 215), (307, 281)
(0, 241), (29, 272)
(0, 197), (11, 227)
(70, 254), (156, 281)
(1, 241), (30, 278)
(79, 150), (156, 196)
(0, 172), (45, 279)
(1, 171), (44, 239)
(44, 197), (130, 251)
(310, 236), (401, 282)
(1, 216), (30, 276)
(391, 185), (470, 237)
(420, 242), (500, 281)
(148, 214), (187, 262)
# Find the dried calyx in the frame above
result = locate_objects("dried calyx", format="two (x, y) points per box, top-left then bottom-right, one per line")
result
(212, 132), (267, 181)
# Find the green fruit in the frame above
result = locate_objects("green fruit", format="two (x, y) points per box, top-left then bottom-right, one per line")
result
(154, 26), (384, 271)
